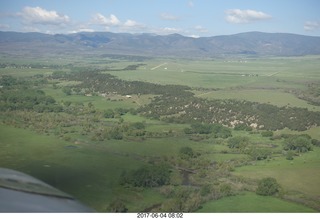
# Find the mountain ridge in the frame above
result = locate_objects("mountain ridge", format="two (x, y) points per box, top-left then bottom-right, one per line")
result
(1, 31), (320, 58)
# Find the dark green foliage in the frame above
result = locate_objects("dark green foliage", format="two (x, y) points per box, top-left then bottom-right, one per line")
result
(234, 123), (252, 131)
(284, 136), (312, 153)
(51, 71), (67, 79)
(140, 94), (320, 131)
(247, 147), (271, 160)
(62, 87), (72, 95)
(120, 164), (171, 188)
(108, 199), (128, 212)
(261, 131), (274, 137)
(130, 122), (145, 130)
(184, 123), (232, 138)
(0, 75), (19, 86)
(228, 136), (250, 149)
(161, 186), (202, 212)
(286, 151), (295, 160)
(179, 146), (194, 159)
(256, 177), (280, 196)
(104, 109), (115, 118)
(219, 183), (233, 196)
(311, 139), (320, 147)
(0, 88), (62, 112)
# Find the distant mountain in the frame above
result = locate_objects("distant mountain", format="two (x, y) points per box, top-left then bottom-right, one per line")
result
(1, 31), (320, 58)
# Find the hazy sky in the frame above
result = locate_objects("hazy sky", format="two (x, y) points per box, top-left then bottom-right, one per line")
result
(0, 0), (319, 36)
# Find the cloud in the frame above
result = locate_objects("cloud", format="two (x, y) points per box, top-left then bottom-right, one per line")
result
(92, 13), (120, 26)
(18, 6), (70, 25)
(194, 25), (208, 33)
(304, 21), (320, 31)
(225, 9), (271, 24)
(121, 19), (146, 32)
(69, 28), (95, 34)
(0, 23), (10, 30)
(160, 13), (179, 21)
(155, 27), (183, 35)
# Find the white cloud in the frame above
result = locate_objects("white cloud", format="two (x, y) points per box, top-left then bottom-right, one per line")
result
(69, 28), (95, 34)
(304, 21), (320, 31)
(92, 13), (120, 26)
(156, 27), (182, 35)
(0, 23), (10, 29)
(225, 9), (271, 24)
(194, 25), (208, 33)
(121, 19), (146, 32)
(18, 6), (70, 25)
(160, 13), (179, 21)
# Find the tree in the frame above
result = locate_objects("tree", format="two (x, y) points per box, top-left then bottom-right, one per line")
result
(256, 177), (280, 196)
(104, 109), (115, 118)
(227, 136), (249, 150)
(120, 164), (171, 188)
(284, 136), (312, 153)
(261, 131), (273, 137)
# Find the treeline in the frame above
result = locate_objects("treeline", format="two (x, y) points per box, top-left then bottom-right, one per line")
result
(292, 82), (320, 106)
(0, 75), (63, 112)
(52, 70), (192, 96)
(51, 69), (320, 131)
(139, 95), (320, 131)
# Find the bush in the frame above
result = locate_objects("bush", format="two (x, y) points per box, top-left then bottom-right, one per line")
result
(284, 136), (312, 153)
(120, 164), (171, 187)
(261, 131), (273, 137)
(311, 139), (320, 147)
(228, 136), (249, 149)
(256, 177), (280, 196)
(108, 199), (128, 212)
(179, 146), (194, 159)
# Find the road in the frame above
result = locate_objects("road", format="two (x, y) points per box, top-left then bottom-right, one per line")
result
(150, 62), (167, 70)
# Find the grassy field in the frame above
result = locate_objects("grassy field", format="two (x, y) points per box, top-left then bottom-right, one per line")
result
(233, 147), (320, 197)
(0, 124), (161, 211)
(197, 192), (316, 212)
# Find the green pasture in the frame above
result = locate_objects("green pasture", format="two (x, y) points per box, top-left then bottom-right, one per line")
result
(109, 56), (320, 89)
(197, 192), (316, 212)
(0, 67), (54, 77)
(42, 87), (141, 110)
(275, 126), (320, 140)
(233, 147), (320, 197)
(0, 124), (164, 211)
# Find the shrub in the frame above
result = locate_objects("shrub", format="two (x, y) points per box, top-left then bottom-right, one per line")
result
(179, 146), (194, 159)
(261, 131), (273, 137)
(108, 199), (128, 212)
(284, 136), (312, 153)
(228, 136), (249, 149)
(120, 164), (171, 188)
(256, 177), (280, 196)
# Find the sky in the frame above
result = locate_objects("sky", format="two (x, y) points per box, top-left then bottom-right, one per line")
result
(0, 0), (320, 37)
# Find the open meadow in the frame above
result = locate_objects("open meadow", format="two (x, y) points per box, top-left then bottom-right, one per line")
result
(0, 55), (320, 212)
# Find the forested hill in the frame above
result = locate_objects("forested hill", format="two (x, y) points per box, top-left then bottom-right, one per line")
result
(1, 31), (320, 57)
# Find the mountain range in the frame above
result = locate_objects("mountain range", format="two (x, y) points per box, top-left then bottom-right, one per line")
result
(1, 31), (320, 58)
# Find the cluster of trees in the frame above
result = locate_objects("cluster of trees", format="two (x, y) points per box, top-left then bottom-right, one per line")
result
(184, 123), (232, 138)
(284, 135), (312, 153)
(0, 75), (62, 113)
(53, 70), (192, 97)
(119, 164), (171, 188)
(140, 94), (320, 131)
(292, 82), (320, 106)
